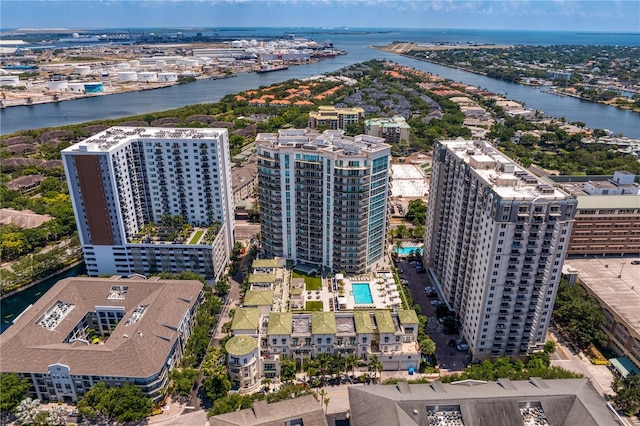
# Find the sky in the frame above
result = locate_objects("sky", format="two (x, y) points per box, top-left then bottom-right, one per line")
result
(1, 0), (639, 33)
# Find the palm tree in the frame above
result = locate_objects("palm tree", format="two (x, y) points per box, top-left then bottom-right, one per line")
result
(318, 388), (327, 407)
(419, 338), (437, 358)
(15, 397), (41, 425)
(346, 353), (360, 381)
(261, 377), (272, 393)
(316, 353), (332, 386)
(368, 355), (383, 383)
(323, 397), (330, 413)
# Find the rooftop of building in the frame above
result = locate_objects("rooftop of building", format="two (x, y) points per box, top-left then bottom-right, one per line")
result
(365, 115), (411, 128)
(231, 308), (261, 331)
(62, 126), (227, 154)
(311, 311), (336, 335)
(398, 309), (419, 325)
(209, 394), (328, 426)
(252, 258), (281, 269)
(256, 129), (389, 156)
(440, 139), (572, 201)
(374, 310), (396, 334)
(248, 274), (277, 284)
(353, 311), (374, 334)
(225, 335), (257, 357)
(348, 379), (618, 426)
(243, 290), (275, 306)
(266, 312), (293, 336)
(0, 276), (202, 378)
(564, 257), (640, 335)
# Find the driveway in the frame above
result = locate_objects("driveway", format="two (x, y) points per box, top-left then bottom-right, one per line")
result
(397, 259), (468, 373)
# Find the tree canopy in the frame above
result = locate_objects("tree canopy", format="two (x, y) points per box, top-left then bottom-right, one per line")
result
(552, 280), (607, 350)
(0, 373), (30, 412)
(77, 382), (152, 423)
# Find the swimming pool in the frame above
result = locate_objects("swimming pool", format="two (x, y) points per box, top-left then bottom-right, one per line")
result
(352, 283), (373, 304)
(395, 246), (423, 256)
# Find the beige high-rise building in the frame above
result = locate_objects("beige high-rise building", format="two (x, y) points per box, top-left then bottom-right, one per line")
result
(424, 139), (577, 361)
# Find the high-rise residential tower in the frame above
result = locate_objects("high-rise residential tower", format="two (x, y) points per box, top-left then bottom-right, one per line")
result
(62, 127), (234, 281)
(424, 139), (577, 361)
(257, 129), (390, 274)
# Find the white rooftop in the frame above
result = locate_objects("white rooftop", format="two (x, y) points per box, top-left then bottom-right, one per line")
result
(63, 126), (226, 153)
(442, 139), (570, 201)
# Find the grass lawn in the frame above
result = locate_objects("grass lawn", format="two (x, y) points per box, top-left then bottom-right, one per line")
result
(292, 271), (323, 291)
(188, 230), (205, 244)
(305, 301), (324, 311)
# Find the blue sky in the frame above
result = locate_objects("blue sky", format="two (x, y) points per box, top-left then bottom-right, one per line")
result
(1, 1), (639, 33)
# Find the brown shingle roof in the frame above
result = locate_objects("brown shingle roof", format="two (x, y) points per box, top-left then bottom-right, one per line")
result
(0, 277), (202, 379)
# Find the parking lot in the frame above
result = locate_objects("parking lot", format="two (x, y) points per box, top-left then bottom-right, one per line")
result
(397, 259), (469, 373)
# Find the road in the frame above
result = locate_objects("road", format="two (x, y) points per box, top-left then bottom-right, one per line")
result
(396, 259), (468, 373)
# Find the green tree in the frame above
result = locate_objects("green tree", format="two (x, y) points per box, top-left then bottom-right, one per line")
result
(553, 280), (607, 350)
(280, 356), (297, 382)
(543, 341), (557, 355)
(0, 373), (30, 412)
(611, 375), (640, 417)
(405, 199), (427, 226)
(169, 368), (199, 396)
(419, 338), (437, 357)
(368, 355), (383, 382)
(77, 382), (152, 423)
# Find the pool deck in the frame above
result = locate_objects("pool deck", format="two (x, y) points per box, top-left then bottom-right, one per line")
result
(336, 272), (402, 310)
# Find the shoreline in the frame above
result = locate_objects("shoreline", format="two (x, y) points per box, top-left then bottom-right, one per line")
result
(0, 53), (342, 109)
(371, 45), (640, 114)
(0, 74), (237, 109)
(0, 259), (84, 301)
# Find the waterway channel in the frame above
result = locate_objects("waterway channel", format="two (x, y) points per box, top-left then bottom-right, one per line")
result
(1, 32), (639, 138)
(1, 263), (86, 333)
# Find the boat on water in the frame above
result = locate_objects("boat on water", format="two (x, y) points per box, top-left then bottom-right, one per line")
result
(256, 63), (289, 73)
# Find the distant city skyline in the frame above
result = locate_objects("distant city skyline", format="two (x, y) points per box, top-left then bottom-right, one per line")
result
(1, 0), (639, 33)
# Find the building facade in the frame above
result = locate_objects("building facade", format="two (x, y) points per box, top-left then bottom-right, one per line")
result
(548, 171), (640, 257)
(563, 257), (640, 376)
(257, 129), (390, 274)
(226, 308), (420, 393)
(364, 116), (411, 144)
(424, 140), (577, 361)
(61, 127), (235, 281)
(308, 106), (365, 131)
(0, 276), (203, 403)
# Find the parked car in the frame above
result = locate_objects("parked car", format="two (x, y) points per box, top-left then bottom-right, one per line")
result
(456, 342), (469, 351)
(430, 299), (441, 305)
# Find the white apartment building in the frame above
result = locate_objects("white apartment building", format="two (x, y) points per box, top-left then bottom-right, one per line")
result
(61, 127), (234, 281)
(424, 140), (577, 361)
(364, 115), (411, 144)
(257, 129), (390, 274)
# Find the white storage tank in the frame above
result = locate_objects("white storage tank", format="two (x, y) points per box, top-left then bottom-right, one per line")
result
(73, 65), (91, 75)
(158, 72), (178, 82)
(46, 80), (69, 91)
(231, 40), (243, 48)
(137, 71), (158, 82)
(185, 59), (199, 68)
(117, 62), (131, 70)
(68, 81), (86, 93)
(0, 75), (20, 87)
(118, 71), (138, 81)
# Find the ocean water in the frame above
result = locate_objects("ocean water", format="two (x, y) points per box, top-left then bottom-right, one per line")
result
(105, 27), (640, 47)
